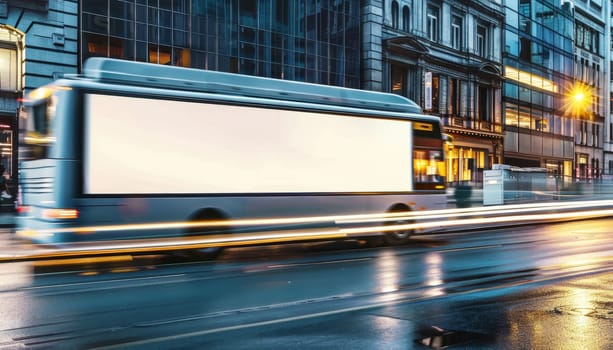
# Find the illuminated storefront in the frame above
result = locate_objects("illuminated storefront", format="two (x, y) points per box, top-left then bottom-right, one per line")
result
(0, 25), (23, 183)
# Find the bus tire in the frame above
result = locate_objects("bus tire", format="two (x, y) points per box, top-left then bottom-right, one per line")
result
(383, 204), (414, 246)
(182, 208), (230, 259)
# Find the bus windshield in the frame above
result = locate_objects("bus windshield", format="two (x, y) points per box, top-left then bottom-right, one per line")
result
(19, 87), (57, 160)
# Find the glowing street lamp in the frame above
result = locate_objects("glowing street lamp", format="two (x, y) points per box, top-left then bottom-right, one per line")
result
(563, 82), (593, 119)
(573, 92), (585, 103)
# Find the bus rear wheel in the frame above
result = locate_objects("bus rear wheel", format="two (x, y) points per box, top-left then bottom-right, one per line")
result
(182, 208), (230, 259)
(383, 204), (414, 246)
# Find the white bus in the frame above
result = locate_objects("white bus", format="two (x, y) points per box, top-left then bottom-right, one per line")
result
(17, 58), (446, 255)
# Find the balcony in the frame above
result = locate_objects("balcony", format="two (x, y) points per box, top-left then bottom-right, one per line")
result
(441, 115), (503, 134)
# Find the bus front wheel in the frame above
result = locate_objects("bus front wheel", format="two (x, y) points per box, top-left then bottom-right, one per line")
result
(383, 204), (414, 246)
(183, 208), (230, 259)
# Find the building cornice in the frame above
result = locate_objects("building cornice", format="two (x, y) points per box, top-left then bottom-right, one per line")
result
(384, 36), (429, 58)
(460, 0), (505, 21)
(445, 126), (504, 139)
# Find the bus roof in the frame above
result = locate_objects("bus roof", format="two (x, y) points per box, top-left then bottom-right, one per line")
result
(82, 58), (423, 115)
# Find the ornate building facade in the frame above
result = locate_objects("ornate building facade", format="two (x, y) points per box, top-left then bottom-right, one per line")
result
(365, 0), (505, 185)
(572, 0), (606, 181)
(0, 0), (75, 180)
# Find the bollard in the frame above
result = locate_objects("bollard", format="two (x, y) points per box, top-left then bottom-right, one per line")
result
(454, 184), (472, 208)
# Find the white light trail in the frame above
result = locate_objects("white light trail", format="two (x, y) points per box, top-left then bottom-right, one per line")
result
(6, 200), (613, 261)
(18, 200), (613, 236)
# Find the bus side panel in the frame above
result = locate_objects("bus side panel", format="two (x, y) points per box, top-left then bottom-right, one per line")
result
(68, 192), (447, 243)
(83, 93), (414, 195)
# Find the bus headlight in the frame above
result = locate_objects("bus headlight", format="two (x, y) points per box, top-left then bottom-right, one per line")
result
(42, 208), (79, 220)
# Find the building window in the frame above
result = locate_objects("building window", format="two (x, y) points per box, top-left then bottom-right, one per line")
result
(594, 63), (600, 86)
(519, 0), (531, 33)
(80, 1), (361, 88)
(451, 15), (462, 50)
(391, 1), (399, 29)
(478, 86), (491, 122)
(449, 78), (460, 116)
(584, 28), (592, 52)
(476, 23), (488, 57)
(432, 74), (439, 112)
(575, 24), (584, 48)
(578, 121), (587, 145)
(402, 6), (410, 32)
(575, 22), (599, 54)
(448, 78), (468, 118)
(0, 26), (22, 92)
(459, 81), (468, 117)
(391, 64), (406, 96)
(0, 46), (18, 92)
(519, 37), (531, 62)
(427, 5), (439, 42)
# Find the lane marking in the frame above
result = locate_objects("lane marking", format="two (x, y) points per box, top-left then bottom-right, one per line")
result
(90, 264), (613, 350)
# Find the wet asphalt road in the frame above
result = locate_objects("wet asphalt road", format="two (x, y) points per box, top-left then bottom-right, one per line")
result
(0, 216), (612, 349)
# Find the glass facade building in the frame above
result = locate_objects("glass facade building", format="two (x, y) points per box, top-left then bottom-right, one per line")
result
(502, 0), (576, 181)
(80, 0), (360, 88)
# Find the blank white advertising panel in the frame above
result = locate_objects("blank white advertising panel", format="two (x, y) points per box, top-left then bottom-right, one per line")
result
(84, 94), (413, 194)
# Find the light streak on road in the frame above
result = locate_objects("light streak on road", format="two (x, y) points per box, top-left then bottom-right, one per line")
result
(337, 199), (613, 224)
(376, 250), (401, 294)
(17, 199), (613, 236)
(4, 200), (613, 262)
(423, 252), (444, 297)
(341, 207), (613, 235)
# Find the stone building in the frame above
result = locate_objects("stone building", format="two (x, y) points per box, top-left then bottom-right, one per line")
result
(571, 0), (606, 181)
(0, 0), (77, 179)
(364, 0), (505, 185)
(4, 0), (611, 187)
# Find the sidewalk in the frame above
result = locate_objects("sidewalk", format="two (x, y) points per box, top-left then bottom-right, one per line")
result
(447, 181), (613, 208)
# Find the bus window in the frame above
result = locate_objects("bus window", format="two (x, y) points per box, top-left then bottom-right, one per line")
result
(413, 122), (445, 190)
(414, 149), (445, 189)
(19, 88), (57, 160)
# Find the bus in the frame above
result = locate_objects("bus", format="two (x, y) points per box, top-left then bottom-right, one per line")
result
(16, 58), (446, 255)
